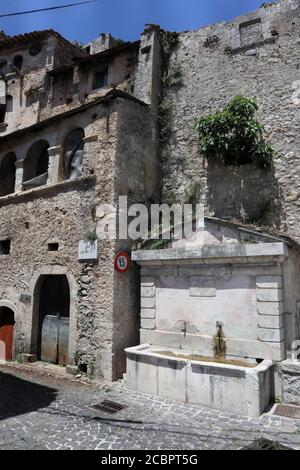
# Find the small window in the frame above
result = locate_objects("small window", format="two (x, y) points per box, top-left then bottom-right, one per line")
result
(13, 55), (23, 71)
(48, 243), (59, 252)
(92, 68), (108, 90)
(0, 60), (7, 75)
(0, 239), (11, 255)
(6, 95), (13, 113)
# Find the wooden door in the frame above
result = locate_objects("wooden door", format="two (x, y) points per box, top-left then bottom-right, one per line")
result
(0, 308), (14, 361)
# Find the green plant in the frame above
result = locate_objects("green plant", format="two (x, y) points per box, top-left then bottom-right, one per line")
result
(248, 200), (272, 225)
(161, 31), (180, 63)
(158, 99), (173, 144)
(224, 46), (233, 55)
(195, 96), (275, 169)
(85, 231), (98, 242)
(184, 179), (202, 205)
(164, 63), (184, 88)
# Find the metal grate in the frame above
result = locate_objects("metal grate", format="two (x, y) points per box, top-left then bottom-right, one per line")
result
(274, 404), (300, 420)
(89, 400), (127, 414)
(240, 438), (294, 450)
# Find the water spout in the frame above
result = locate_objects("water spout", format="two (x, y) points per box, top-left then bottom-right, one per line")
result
(213, 321), (226, 358)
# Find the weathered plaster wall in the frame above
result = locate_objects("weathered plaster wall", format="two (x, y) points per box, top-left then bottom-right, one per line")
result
(1, 35), (86, 135)
(0, 99), (148, 381)
(161, 0), (300, 237)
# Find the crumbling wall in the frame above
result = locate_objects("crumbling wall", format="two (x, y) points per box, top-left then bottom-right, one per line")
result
(161, 0), (300, 238)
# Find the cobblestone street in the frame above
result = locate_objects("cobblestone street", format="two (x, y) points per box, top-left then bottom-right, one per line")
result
(0, 363), (300, 450)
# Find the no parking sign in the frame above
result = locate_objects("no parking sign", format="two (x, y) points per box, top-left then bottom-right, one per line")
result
(114, 252), (131, 273)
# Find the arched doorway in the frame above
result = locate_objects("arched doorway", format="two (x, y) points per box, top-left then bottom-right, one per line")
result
(35, 275), (70, 365)
(0, 307), (15, 361)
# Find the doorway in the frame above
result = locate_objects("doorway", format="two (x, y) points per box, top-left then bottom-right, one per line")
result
(0, 307), (15, 361)
(37, 275), (70, 366)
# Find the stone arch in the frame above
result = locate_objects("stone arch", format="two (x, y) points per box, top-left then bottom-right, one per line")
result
(63, 127), (85, 180)
(30, 266), (77, 365)
(0, 152), (16, 197)
(23, 139), (49, 189)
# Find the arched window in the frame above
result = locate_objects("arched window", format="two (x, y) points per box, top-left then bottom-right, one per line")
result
(63, 128), (85, 180)
(23, 140), (49, 189)
(0, 59), (7, 75)
(13, 55), (23, 71)
(0, 152), (16, 197)
(6, 95), (13, 113)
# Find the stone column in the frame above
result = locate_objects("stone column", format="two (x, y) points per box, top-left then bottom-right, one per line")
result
(47, 145), (63, 185)
(256, 275), (285, 360)
(14, 159), (24, 192)
(140, 275), (156, 330)
(82, 135), (98, 177)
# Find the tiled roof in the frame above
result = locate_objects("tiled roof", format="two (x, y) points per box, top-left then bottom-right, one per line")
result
(49, 40), (140, 76)
(0, 29), (87, 53)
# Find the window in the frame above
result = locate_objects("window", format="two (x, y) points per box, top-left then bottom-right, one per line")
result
(6, 95), (13, 113)
(0, 152), (16, 197)
(63, 128), (85, 180)
(23, 140), (49, 189)
(48, 243), (59, 252)
(0, 239), (11, 255)
(13, 55), (23, 71)
(92, 68), (108, 90)
(0, 60), (7, 75)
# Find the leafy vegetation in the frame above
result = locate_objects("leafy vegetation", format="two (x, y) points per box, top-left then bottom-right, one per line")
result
(195, 96), (274, 169)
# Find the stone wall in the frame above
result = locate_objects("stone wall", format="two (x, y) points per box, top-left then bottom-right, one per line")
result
(0, 96), (155, 380)
(161, 0), (300, 238)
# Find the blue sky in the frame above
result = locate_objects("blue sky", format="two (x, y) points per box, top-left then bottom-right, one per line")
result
(0, 0), (276, 44)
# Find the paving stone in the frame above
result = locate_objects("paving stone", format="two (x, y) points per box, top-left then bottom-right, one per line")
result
(0, 364), (300, 450)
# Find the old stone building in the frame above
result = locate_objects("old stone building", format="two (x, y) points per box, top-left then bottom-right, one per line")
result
(0, 0), (300, 399)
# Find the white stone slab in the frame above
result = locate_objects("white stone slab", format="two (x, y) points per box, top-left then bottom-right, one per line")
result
(141, 318), (156, 330)
(258, 315), (283, 329)
(257, 288), (283, 302)
(141, 308), (156, 319)
(257, 301), (283, 315)
(256, 276), (283, 289)
(141, 297), (155, 309)
(141, 286), (155, 298)
(78, 240), (98, 260)
(258, 327), (284, 343)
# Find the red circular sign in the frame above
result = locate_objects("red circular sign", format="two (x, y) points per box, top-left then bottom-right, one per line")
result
(114, 252), (131, 273)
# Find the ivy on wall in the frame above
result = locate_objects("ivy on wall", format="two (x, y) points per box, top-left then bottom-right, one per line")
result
(195, 96), (274, 169)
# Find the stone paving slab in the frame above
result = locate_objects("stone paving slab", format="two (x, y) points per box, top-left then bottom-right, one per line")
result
(0, 364), (300, 450)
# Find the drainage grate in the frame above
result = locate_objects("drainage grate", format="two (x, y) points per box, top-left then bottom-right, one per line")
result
(240, 438), (294, 450)
(274, 404), (300, 420)
(89, 400), (127, 414)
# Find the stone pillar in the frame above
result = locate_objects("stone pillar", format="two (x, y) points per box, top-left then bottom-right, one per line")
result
(140, 275), (156, 330)
(82, 135), (98, 177)
(256, 275), (285, 360)
(134, 25), (163, 113)
(47, 146), (63, 185)
(14, 159), (24, 192)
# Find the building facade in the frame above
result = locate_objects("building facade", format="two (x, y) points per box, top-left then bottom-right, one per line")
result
(0, 0), (299, 387)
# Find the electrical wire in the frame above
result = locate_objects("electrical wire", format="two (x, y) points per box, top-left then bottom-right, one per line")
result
(0, 1), (99, 18)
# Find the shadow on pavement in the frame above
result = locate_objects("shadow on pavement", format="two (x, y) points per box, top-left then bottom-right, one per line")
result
(0, 369), (57, 421)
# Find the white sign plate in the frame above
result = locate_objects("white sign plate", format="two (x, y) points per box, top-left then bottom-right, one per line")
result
(78, 240), (98, 260)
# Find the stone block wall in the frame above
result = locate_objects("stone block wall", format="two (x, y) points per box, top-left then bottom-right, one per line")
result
(160, 0), (300, 238)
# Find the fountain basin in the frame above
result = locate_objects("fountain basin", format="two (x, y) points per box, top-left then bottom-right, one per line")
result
(125, 344), (273, 417)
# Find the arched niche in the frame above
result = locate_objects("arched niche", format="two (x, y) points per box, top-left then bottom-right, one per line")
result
(0, 152), (16, 197)
(63, 128), (85, 180)
(23, 139), (49, 189)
